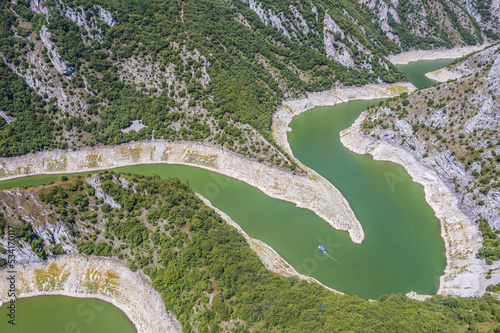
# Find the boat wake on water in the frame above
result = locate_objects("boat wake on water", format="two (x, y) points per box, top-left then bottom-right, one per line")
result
(318, 245), (342, 264)
(325, 253), (342, 264)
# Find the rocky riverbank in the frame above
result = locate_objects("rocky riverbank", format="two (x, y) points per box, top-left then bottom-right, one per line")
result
(271, 82), (417, 241)
(342, 44), (500, 297)
(197, 195), (341, 294)
(340, 113), (500, 297)
(425, 68), (464, 82)
(387, 44), (490, 65)
(425, 43), (500, 82)
(0, 140), (365, 243)
(0, 53), (487, 306)
(0, 255), (182, 333)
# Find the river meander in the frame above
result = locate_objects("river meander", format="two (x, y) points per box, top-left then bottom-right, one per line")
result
(0, 58), (455, 329)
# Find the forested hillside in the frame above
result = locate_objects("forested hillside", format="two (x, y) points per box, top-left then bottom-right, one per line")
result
(0, 0), (498, 162)
(2, 173), (500, 332)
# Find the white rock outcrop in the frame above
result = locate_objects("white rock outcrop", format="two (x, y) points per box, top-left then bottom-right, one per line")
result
(0, 110), (14, 124)
(425, 68), (464, 82)
(387, 44), (490, 65)
(323, 13), (355, 67)
(0, 140), (365, 243)
(341, 112), (500, 297)
(243, 0), (291, 38)
(0, 255), (182, 333)
(39, 26), (74, 76)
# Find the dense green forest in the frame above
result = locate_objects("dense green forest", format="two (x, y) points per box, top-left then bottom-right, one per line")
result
(0, 62), (59, 156)
(0, 0), (497, 161)
(0, 173), (498, 332)
(1, 1), (500, 330)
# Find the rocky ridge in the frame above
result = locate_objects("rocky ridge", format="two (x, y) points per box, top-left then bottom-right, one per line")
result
(343, 44), (500, 296)
(365, 45), (500, 231)
(341, 113), (500, 297)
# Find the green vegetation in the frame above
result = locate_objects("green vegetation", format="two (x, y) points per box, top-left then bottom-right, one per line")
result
(487, 282), (500, 293)
(478, 218), (500, 265)
(12, 218), (47, 259)
(50, 243), (65, 255)
(0, 213), (6, 237)
(0, 0), (496, 162)
(2, 173), (494, 331)
(0, 62), (58, 156)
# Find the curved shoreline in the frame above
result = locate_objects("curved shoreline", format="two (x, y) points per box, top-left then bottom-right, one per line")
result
(197, 195), (341, 294)
(0, 255), (182, 333)
(271, 82), (418, 243)
(0, 140), (364, 243)
(424, 44), (500, 83)
(0, 52), (485, 311)
(387, 44), (490, 65)
(0, 189), (345, 333)
(340, 112), (491, 297)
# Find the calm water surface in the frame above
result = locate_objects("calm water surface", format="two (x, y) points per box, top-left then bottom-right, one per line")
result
(0, 296), (135, 332)
(397, 58), (454, 89)
(0, 60), (453, 327)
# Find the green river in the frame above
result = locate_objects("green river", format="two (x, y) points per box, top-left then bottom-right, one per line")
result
(0, 296), (135, 332)
(0, 58), (454, 330)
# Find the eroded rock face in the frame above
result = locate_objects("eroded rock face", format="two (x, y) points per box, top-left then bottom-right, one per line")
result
(487, 53), (500, 93)
(358, 0), (402, 43)
(242, 0), (291, 38)
(30, 0), (49, 15)
(56, 1), (115, 43)
(353, 46), (500, 293)
(98, 6), (115, 26)
(311, 4), (319, 21)
(39, 26), (74, 76)
(323, 12), (373, 68)
(86, 175), (122, 209)
(321, 10), (376, 70)
(458, 0), (500, 35)
(0, 238), (40, 263)
(0, 110), (14, 124)
(493, 0), (500, 22)
(34, 222), (77, 253)
(289, 5), (309, 35)
(360, 0), (400, 32)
